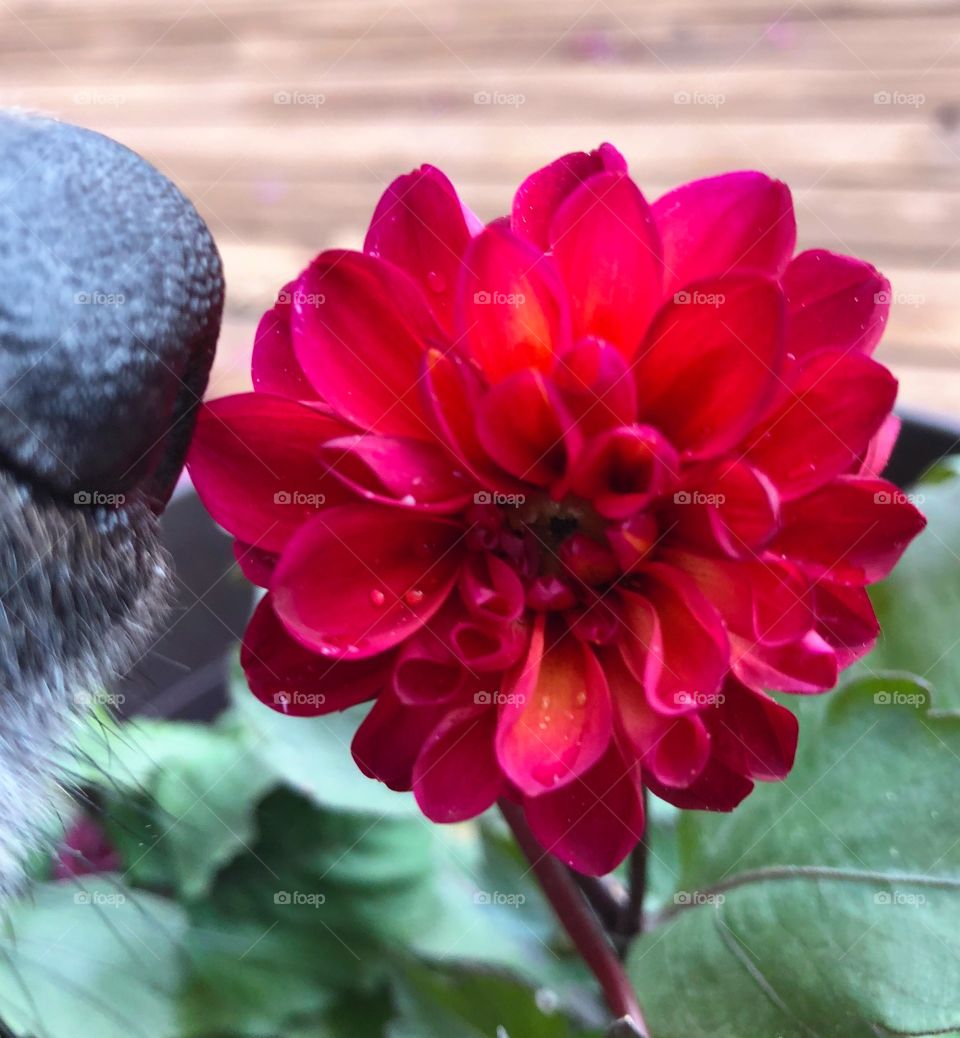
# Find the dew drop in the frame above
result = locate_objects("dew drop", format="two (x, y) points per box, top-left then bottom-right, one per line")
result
(426, 270), (447, 293)
(370, 588), (386, 607)
(405, 588), (425, 607)
(400, 493), (416, 506)
(575, 691), (588, 706)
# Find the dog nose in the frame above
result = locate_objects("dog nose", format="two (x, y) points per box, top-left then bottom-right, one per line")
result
(0, 113), (222, 507)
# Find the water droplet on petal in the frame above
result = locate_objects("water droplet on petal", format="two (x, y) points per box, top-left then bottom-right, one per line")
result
(405, 588), (425, 607)
(575, 691), (587, 706)
(426, 270), (446, 293)
(369, 589), (386, 607)
(400, 493), (416, 506)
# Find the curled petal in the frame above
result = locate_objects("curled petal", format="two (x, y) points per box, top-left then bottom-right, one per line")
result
(459, 552), (525, 624)
(745, 351), (898, 500)
(392, 613), (470, 705)
(293, 251), (440, 438)
(554, 336), (638, 437)
(523, 737), (644, 877)
(646, 757), (754, 813)
(271, 505), (465, 658)
(618, 565), (729, 715)
(858, 413), (900, 478)
(511, 143), (627, 249)
(476, 369), (582, 488)
(667, 459), (780, 559)
(320, 434), (474, 513)
(364, 164), (475, 334)
(653, 170), (796, 295)
(705, 679), (798, 781)
(414, 706), (502, 822)
(812, 581), (879, 666)
(457, 225), (570, 381)
(242, 596), (390, 716)
(550, 171), (663, 356)
(732, 630), (838, 694)
(450, 615), (529, 672)
(496, 617), (613, 795)
(352, 688), (447, 791)
(187, 393), (353, 553)
(783, 249), (889, 361)
(568, 424), (678, 519)
(634, 275), (784, 459)
(772, 477), (926, 585)
(603, 647), (710, 789)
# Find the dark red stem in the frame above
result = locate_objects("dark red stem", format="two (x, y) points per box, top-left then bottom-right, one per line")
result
(499, 799), (649, 1035)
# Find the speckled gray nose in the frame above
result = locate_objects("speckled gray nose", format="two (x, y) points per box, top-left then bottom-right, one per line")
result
(0, 113), (223, 506)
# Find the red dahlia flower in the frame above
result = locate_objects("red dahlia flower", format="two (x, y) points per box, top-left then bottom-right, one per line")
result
(188, 144), (925, 876)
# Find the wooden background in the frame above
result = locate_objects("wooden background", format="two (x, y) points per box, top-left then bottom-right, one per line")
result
(3, 0), (959, 416)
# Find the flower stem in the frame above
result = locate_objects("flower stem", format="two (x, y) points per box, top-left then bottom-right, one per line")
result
(618, 789), (649, 947)
(499, 799), (648, 1034)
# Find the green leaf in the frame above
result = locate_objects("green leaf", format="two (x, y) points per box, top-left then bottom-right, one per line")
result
(627, 675), (960, 1037)
(857, 456), (960, 710)
(84, 714), (275, 899)
(0, 879), (186, 1038)
(388, 963), (602, 1038)
(229, 660), (419, 817)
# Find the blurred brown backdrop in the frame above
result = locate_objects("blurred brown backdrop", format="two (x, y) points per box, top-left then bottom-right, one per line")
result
(3, 0), (958, 413)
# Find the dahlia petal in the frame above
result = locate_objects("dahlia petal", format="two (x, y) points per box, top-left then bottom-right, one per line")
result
(511, 143), (627, 250)
(364, 164), (474, 334)
(271, 505), (465, 658)
(554, 336), (637, 437)
(858, 413), (901, 478)
(706, 680), (798, 781)
(732, 630), (838, 694)
(252, 291), (319, 400)
(550, 172), (663, 357)
(669, 459), (780, 559)
(187, 393), (353, 553)
(646, 757), (754, 813)
(813, 581), (879, 666)
(496, 618), (613, 795)
(744, 351), (898, 499)
(476, 369), (581, 488)
(241, 596), (390, 716)
(392, 616), (469, 705)
(669, 551), (812, 647)
(633, 275), (784, 458)
(450, 616), (529, 671)
(420, 349), (519, 490)
(459, 552), (525, 623)
(414, 706), (502, 822)
(457, 225), (571, 381)
(653, 171), (796, 295)
(523, 737), (644, 876)
(783, 249), (889, 361)
(351, 688), (447, 791)
(568, 424), (678, 519)
(292, 250), (440, 438)
(772, 476), (926, 585)
(233, 541), (278, 588)
(603, 647), (710, 789)
(618, 565), (729, 715)
(320, 434), (474, 513)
